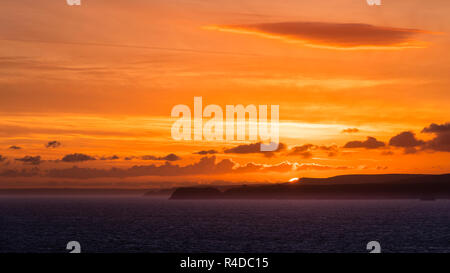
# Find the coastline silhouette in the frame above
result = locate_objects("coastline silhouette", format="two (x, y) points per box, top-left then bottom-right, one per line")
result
(170, 173), (450, 200)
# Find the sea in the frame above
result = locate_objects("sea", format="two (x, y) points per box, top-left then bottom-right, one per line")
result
(0, 197), (449, 253)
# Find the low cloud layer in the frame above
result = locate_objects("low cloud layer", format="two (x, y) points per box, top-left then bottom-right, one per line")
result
(344, 137), (385, 149)
(224, 142), (286, 157)
(141, 153), (181, 161)
(0, 156), (352, 179)
(194, 150), (218, 155)
(288, 144), (315, 158)
(62, 153), (96, 163)
(100, 155), (120, 161)
(289, 144), (338, 158)
(15, 155), (41, 165)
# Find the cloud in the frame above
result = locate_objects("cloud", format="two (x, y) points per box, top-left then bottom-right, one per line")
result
(0, 155), (6, 162)
(47, 156), (237, 179)
(0, 155), (355, 179)
(288, 144), (315, 158)
(141, 153), (181, 161)
(288, 144), (339, 158)
(62, 153), (96, 162)
(0, 167), (40, 177)
(389, 131), (425, 154)
(344, 137), (385, 149)
(318, 145), (339, 157)
(15, 155), (42, 165)
(100, 155), (120, 160)
(421, 122), (450, 152)
(224, 142), (286, 157)
(389, 131), (425, 148)
(425, 133), (450, 152)
(342, 128), (359, 134)
(296, 163), (351, 171)
(206, 21), (432, 50)
(9, 145), (21, 150)
(422, 123), (450, 133)
(46, 141), (61, 148)
(381, 150), (394, 156)
(194, 150), (218, 155)
(43, 156), (351, 179)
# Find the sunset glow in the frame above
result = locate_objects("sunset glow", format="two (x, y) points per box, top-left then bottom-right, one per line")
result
(1, 0), (449, 189)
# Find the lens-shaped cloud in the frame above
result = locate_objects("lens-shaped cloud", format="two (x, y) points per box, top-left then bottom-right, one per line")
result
(206, 21), (435, 50)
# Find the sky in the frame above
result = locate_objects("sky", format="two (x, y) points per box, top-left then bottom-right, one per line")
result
(0, 0), (449, 188)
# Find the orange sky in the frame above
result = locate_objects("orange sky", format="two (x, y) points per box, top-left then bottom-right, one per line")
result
(0, 0), (449, 188)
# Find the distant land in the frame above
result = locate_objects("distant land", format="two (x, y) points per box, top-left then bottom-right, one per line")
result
(0, 188), (152, 196)
(170, 174), (450, 200)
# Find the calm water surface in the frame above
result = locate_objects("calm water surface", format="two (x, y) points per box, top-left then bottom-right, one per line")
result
(0, 197), (449, 253)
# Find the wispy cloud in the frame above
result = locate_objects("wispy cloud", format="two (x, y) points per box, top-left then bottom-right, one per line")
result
(45, 140), (61, 148)
(206, 21), (435, 50)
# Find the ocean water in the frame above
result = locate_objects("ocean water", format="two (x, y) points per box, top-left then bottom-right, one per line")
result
(0, 197), (449, 253)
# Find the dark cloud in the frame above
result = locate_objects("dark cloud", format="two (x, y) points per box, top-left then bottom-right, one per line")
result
(288, 144), (339, 158)
(100, 155), (120, 160)
(44, 156), (350, 179)
(0, 167), (40, 177)
(224, 142), (263, 154)
(421, 123), (450, 134)
(0, 154), (355, 179)
(194, 150), (218, 155)
(344, 137), (385, 149)
(47, 156), (238, 179)
(421, 122), (450, 152)
(212, 21), (431, 49)
(62, 153), (96, 162)
(342, 128), (359, 133)
(425, 133), (450, 152)
(141, 153), (181, 161)
(318, 145), (339, 157)
(15, 155), (41, 165)
(288, 144), (315, 158)
(46, 141), (61, 148)
(224, 142), (286, 157)
(9, 145), (21, 150)
(389, 131), (425, 154)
